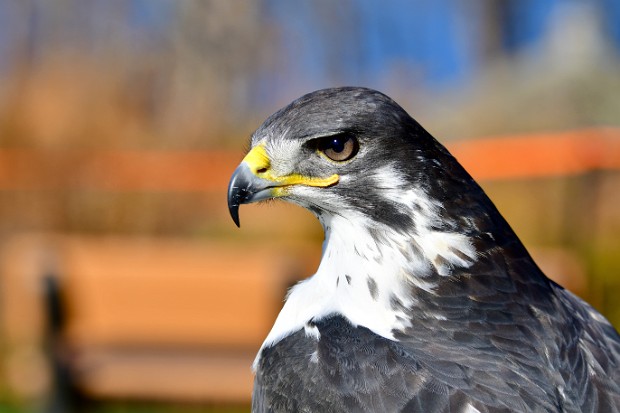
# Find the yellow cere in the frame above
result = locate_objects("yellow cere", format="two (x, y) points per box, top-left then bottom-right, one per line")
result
(243, 143), (339, 189)
(242, 142), (272, 174)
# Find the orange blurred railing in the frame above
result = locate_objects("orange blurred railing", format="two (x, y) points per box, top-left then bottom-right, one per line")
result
(0, 128), (618, 192)
(450, 127), (620, 181)
(0, 150), (239, 192)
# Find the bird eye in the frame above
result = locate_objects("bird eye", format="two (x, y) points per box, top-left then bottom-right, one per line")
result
(315, 133), (359, 162)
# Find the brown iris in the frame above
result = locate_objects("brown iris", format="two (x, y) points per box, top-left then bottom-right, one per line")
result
(316, 133), (359, 162)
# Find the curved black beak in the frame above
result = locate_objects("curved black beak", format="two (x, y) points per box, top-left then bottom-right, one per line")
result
(227, 163), (274, 227)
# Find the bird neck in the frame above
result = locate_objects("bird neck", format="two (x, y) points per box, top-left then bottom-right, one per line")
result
(261, 209), (480, 343)
(255, 189), (540, 367)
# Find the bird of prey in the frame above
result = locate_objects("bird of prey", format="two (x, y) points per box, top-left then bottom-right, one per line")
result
(227, 87), (620, 412)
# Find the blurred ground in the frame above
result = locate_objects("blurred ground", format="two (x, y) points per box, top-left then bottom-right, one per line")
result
(0, 1), (619, 412)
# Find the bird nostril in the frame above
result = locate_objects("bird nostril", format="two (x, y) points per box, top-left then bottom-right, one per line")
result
(257, 167), (268, 174)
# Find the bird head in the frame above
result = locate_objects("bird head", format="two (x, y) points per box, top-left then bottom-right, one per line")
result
(228, 87), (473, 234)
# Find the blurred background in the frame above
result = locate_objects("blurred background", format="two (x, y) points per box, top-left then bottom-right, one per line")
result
(0, 0), (619, 412)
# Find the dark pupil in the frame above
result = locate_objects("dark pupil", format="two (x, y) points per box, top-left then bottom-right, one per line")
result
(330, 137), (346, 153)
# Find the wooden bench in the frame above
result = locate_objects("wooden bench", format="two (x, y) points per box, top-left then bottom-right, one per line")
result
(0, 234), (319, 405)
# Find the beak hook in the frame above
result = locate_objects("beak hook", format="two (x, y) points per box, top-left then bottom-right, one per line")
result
(227, 170), (245, 227)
